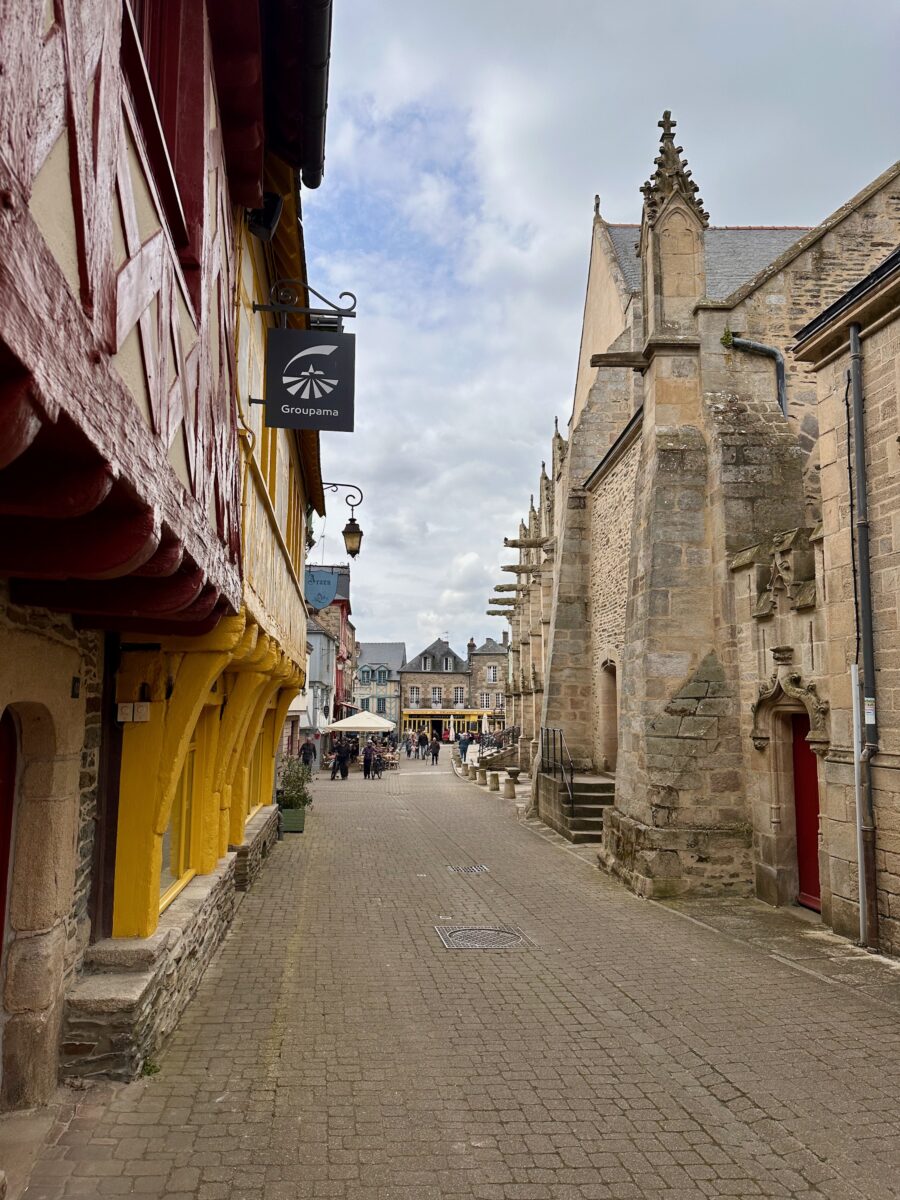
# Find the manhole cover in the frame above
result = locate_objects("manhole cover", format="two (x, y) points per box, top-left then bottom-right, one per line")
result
(434, 925), (529, 950)
(448, 864), (489, 874)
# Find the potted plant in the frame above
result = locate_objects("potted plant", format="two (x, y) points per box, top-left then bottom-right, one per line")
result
(278, 756), (313, 832)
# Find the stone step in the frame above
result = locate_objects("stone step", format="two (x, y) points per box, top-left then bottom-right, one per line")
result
(571, 780), (615, 797)
(568, 829), (605, 845)
(566, 815), (605, 832)
(572, 800), (614, 818)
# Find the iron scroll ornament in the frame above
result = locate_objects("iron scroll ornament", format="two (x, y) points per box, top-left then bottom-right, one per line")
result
(252, 280), (357, 329)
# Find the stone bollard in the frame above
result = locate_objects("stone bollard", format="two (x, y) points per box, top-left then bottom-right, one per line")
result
(461, 762), (470, 777)
(477, 768), (488, 786)
(502, 776), (516, 799)
(488, 772), (500, 792)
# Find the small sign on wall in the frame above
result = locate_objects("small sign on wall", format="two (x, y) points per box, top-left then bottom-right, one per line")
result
(305, 568), (340, 610)
(264, 328), (355, 432)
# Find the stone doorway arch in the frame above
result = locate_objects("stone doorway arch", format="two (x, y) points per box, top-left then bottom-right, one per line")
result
(749, 648), (829, 909)
(0, 700), (75, 1110)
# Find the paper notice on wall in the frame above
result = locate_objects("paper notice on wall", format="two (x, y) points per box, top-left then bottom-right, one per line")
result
(864, 698), (877, 724)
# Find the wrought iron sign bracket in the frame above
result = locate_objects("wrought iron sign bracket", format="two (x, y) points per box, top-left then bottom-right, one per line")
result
(253, 280), (357, 331)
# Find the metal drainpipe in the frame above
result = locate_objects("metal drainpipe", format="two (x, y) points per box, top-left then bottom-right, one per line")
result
(721, 331), (788, 416)
(849, 322), (880, 949)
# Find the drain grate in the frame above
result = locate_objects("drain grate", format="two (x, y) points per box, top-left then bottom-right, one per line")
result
(448, 864), (489, 874)
(434, 925), (529, 950)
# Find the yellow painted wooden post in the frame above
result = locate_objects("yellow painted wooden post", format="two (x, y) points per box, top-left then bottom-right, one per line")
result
(112, 616), (245, 938)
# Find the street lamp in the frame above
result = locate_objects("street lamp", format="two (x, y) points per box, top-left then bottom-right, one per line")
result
(322, 482), (365, 558)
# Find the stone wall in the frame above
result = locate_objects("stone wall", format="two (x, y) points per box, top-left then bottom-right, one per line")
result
(0, 587), (93, 1109)
(814, 314), (900, 954)
(231, 805), (279, 891)
(400, 671), (470, 709)
(587, 435), (640, 770)
(60, 802), (283, 1081)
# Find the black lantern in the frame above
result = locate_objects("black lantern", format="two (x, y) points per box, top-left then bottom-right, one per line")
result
(322, 482), (365, 558)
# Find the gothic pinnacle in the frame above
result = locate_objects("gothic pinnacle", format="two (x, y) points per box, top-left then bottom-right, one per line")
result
(641, 109), (709, 228)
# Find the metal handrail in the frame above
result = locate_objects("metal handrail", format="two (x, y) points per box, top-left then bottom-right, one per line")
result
(540, 726), (575, 811)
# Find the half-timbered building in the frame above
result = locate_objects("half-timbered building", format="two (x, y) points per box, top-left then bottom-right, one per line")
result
(0, 0), (332, 1104)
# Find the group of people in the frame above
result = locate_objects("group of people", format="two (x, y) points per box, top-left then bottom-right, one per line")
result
(400, 731), (443, 765)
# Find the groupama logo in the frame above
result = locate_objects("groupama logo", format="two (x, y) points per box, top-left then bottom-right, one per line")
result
(282, 344), (339, 400)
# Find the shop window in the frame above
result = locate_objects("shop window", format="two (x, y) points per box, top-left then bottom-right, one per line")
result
(159, 737), (198, 909)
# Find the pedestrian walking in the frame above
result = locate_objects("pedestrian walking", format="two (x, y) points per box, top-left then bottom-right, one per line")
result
(459, 733), (470, 762)
(330, 738), (343, 780)
(362, 740), (374, 780)
(418, 730), (429, 760)
(430, 736), (440, 766)
(300, 738), (317, 769)
(405, 735), (412, 759)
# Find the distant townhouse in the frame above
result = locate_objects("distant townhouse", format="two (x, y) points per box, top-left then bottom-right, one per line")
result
(355, 643), (407, 726)
(400, 636), (509, 739)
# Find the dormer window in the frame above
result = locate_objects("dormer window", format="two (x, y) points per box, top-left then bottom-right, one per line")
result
(360, 668), (370, 683)
(377, 669), (388, 684)
(422, 656), (432, 671)
(443, 656), (453, 671)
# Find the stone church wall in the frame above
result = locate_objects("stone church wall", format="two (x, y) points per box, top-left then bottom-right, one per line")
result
(587, 434), (640, 771)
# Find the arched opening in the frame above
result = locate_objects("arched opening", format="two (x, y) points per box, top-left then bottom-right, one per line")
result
(0, 700), (71, 1111)
(751, 671), (827, 912)
(597, 661), (618, 772)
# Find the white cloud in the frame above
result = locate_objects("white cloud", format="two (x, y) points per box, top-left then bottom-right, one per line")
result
(303, 0), (899, 653)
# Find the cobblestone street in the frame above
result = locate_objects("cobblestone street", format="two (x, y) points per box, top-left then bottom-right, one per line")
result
(21, 758), (900, 1200)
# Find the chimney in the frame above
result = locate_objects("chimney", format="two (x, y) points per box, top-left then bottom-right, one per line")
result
(467, 637), (476, 662)
(502, 631), (508, 647)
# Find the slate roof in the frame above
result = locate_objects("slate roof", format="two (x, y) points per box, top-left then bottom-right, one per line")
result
(605, 223), (811, 303)
(607, 225), (642, 291)
(357, 642), (407, 674)
(472, 637), (509, 656)
(703, 228), (810, 300)
(307, 614), (336, 640)
(401, 638), (468, 674)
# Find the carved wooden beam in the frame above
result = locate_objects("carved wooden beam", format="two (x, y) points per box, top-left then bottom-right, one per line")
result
(0, 508), (159, 579)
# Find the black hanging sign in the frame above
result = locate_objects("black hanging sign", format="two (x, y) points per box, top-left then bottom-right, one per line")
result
(264, 328), (355, 432)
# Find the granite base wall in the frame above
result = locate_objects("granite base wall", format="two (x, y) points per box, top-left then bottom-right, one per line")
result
(598, 807), (754, 899)
(60, 809), (280, 1080)
(231, 805), (279, 891)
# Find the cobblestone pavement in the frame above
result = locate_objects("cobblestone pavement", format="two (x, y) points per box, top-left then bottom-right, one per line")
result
(20, 758), (900, 1199)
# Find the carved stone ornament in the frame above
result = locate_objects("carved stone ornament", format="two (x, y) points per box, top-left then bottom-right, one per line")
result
(531, 663), (543, 694)
(640, 110), (709, 228)
(750, 528), (817, 620)
(750, 659), (830, 756)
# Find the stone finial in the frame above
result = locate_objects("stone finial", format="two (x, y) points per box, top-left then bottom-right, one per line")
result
(640, 109), (709, 228)
(593, 193), (600, 217)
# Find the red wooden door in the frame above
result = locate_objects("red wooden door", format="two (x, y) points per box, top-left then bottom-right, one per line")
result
(791, 713), (821, 911)
(0, 709), (17, 943)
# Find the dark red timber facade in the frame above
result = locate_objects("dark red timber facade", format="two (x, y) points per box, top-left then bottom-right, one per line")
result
(0, 0), (332, 1108)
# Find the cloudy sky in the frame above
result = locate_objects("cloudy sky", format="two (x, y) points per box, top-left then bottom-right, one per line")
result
(302, 0), (899, 659)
